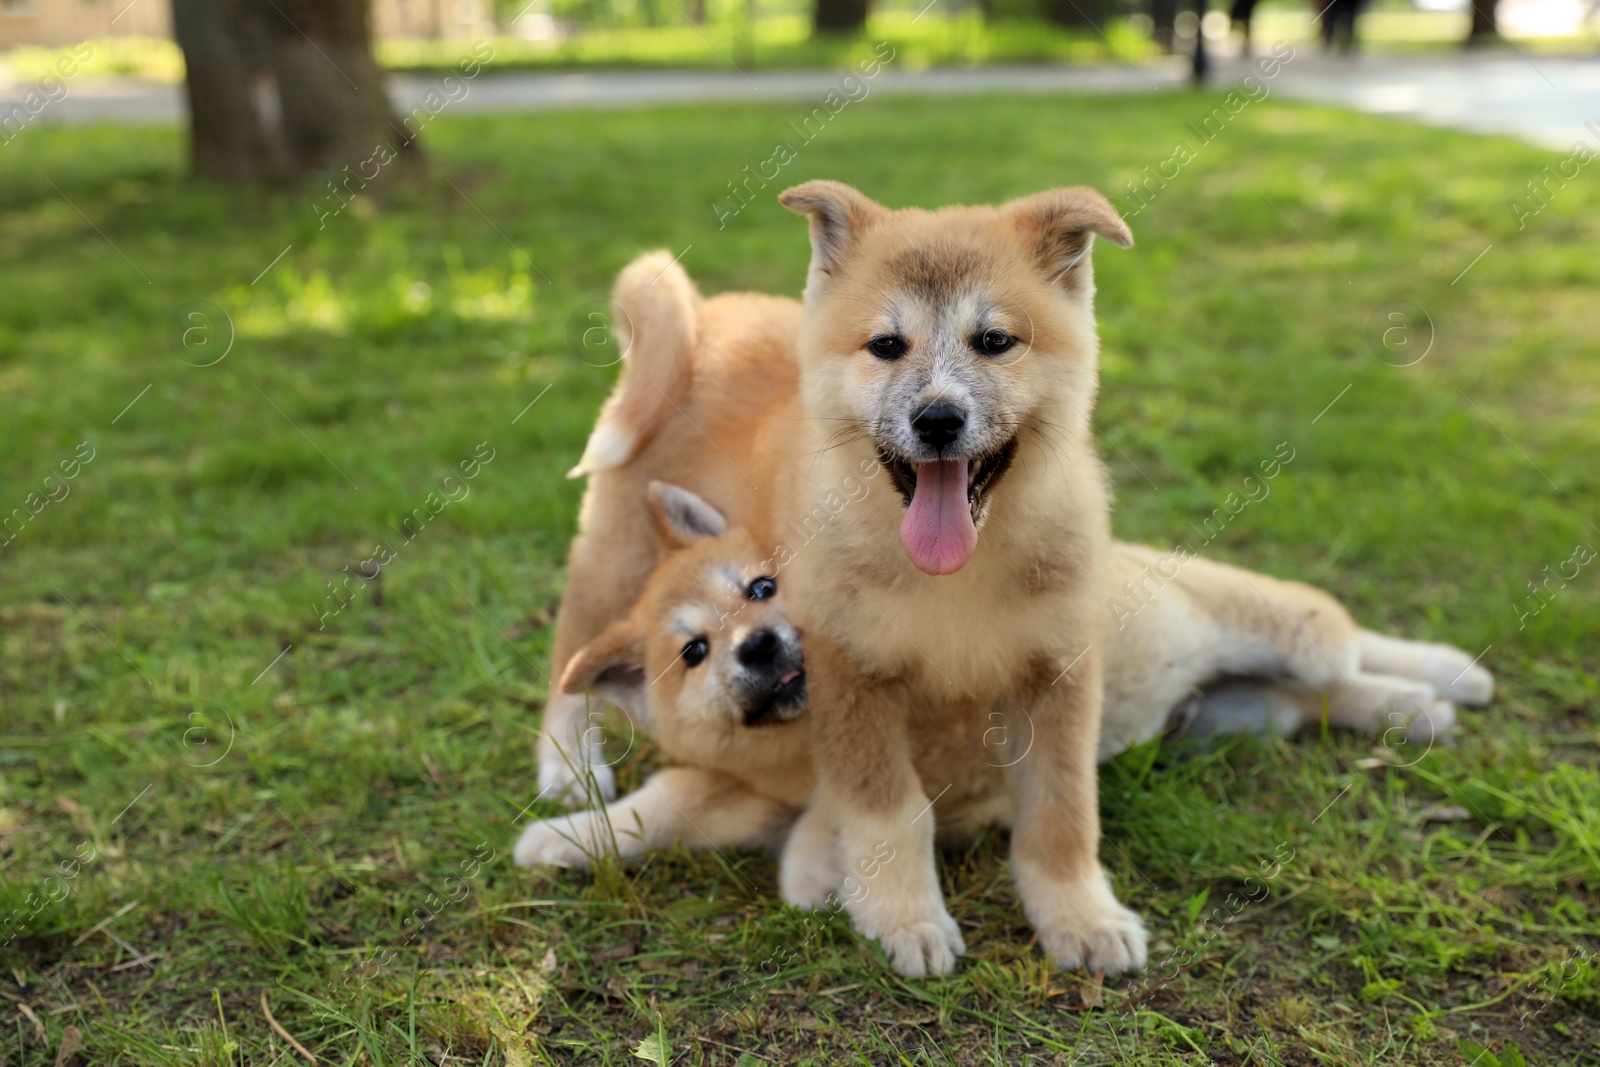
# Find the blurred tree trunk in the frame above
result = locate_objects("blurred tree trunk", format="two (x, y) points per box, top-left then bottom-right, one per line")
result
(1465, 0), (1498, 43)
(1042, 0), (1108, 28)
(813, 0), (868, 34)
(171, 0), (422, 185)
(1150, 0), (1177, 51)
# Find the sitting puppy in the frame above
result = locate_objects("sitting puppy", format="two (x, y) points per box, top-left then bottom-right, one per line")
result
(514, 482), (1493, 881)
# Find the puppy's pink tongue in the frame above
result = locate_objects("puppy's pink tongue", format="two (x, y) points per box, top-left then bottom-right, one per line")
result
(900, 460), (976, 575)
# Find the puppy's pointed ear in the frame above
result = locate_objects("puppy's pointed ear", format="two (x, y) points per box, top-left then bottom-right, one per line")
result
(646, 481), (727, 549)
(559, 619), (649, 724)
(1005, 187), (1133, 287)
(778, 180), (882, 275)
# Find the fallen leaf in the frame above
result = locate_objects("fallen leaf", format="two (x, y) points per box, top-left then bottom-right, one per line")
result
(596, 942), (637, 962)
(632, 1032), (670, 1066)
(1424, 805), (1473, 823)
(16, 1003), (45, 1040)
(54, 1024), (81, 1067)
(488, 1018), (532, 1067)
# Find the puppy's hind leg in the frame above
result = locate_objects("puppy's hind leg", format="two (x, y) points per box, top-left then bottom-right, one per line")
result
(1177, 680), (1307, 742)
(1321, 672), (1457, 745)
(1255, 673), (1455, 745)
(1358, 630), (1493, 707)
(1177, 556), (1363, 693)
(1181, 673), (1457, 746)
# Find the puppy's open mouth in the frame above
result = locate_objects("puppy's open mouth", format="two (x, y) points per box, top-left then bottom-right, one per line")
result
(878, 438), (1016, 576)
(743, 668), (806, 727)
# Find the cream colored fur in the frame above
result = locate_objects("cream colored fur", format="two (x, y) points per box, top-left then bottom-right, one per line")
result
(518, 494), (1492, 920)
(526, 225), (1494, 976)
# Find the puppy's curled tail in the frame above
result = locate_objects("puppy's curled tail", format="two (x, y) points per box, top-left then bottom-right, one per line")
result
(567, 250), (699, 478)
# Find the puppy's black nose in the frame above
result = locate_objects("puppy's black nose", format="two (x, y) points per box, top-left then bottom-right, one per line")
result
(912, 402), (966, 450)
(737, 628), (779, 667)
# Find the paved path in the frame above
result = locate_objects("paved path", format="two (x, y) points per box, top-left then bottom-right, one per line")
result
(1266, 51), (1600, 149)
(4, 50), (1596, 150)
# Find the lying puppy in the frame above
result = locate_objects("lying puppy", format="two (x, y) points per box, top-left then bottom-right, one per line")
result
(516, 482), (1493, 898)
(516, 482), (813, 869)
(533, 252), (803, 810)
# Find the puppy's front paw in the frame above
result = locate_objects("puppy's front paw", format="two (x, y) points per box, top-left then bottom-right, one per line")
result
(512, 816), (594, 869)
(861, 911), (965, 977)
(1018, 867), (1147, 977)
(779, 808), (843, 911)
(1037, 897), (1148, 977)
(780, 858), (837, 911)
(539, 758), (617, 810)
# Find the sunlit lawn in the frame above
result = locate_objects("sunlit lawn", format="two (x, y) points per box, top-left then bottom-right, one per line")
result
(7, 6), (1596, 85)
(0, 87), (1597, 1064)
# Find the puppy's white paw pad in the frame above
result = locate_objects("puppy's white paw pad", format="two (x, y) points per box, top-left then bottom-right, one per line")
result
(1040, 904), (1148, 977)
(1442, 664), (1494, 707)
(1384, 699), (1456, 746)
(539, 761), (618, 810)
(871, 916), (966, 978)
(512, 819), (591, 870)
(1422, 699), (1458, 740)
(780, 866), (837, 911)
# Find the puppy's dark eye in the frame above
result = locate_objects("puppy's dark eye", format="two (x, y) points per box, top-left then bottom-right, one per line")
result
(867, 335), (907, 360)
(746, 576), (777, 601)
(975, 329), (1016, 356)
(681, 637), (709, 668)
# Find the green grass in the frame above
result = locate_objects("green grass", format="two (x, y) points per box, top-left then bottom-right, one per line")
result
(0, 16), (1153, 85)
(378, 13), (1156, 72)
(7, 7), (1596, 85)
(0, 87), (1597, 1065)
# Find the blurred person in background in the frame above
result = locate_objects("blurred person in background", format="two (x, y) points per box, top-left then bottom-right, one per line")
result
(1230, 0), (1261, 54)
(1319, 0), (1365, 51)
